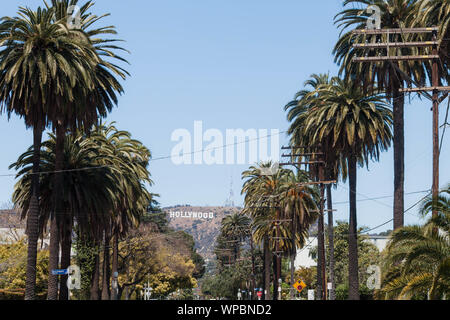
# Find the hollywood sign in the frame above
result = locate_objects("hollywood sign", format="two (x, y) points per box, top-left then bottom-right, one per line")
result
(169, 211), (215, 220)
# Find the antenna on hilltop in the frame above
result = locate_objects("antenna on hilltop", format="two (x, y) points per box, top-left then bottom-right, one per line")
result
(224, 176), (235, 207)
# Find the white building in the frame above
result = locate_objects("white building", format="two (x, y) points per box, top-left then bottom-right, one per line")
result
(294, 235), (390, 269)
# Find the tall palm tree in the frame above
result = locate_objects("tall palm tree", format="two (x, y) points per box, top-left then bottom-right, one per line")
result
(89, 123), (152, 300)
(415, 0), (450, 75)
(242, 162), (288, 300)
(285, 73), (346, 300)
(9, 128), (121, 298)
(281, 170), (319, 299)
(221, 213), (251, 263)
(0, 6), (98, 300)
(243, 163), (307, 300)
(380, 185), (450, 300)
(40, 0), (129, 300)
(10, 123), (152, 300)
(301, 77), (393, 299)
(333, 0), (426, 231)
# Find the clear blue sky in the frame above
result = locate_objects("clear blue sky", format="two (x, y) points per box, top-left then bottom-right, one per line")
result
(0, 0), (448, 233)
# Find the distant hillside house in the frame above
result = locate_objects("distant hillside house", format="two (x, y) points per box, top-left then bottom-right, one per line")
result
(0, 210), (49, 247)
(294, 235), (391, 269)
(0, 209), (25, 244)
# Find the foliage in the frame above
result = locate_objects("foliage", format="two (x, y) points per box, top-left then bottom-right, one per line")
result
(72, 232), (98, 300)
(310, 221), (381, 294)
(0, 239), (48, 300)
(117, 223), (198, 300)
(285, 266), (317, 300)
(379, 186), (450, 300)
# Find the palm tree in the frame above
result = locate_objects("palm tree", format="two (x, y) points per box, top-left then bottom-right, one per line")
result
(243, 163), (310, 300)
(301, 77), (393, 299)
(89, 123), (152, 300)
(41, 0), (129, 300)
(380, 185), (450, 300)
(10, 123), (152, 300)
(10, 128), (122, 298)
(221, 213), (251, 263)
(281, 170), (319, 299)
(242, 162), (282, 300)
(333, 0), (426, 231)
(285, 73), (345, 300)
(0, 6), (99, 299)
(415, 0), (450, 75)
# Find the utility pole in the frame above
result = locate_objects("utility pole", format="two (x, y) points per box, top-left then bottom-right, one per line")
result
(432, 30), (440, 218)
(249, 235), (256, 301)
(352, 26), (445, 220)
(281, 146), (336, 300)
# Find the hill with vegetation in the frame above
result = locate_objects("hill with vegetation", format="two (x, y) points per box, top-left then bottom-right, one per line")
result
(163, 206), (241, 259)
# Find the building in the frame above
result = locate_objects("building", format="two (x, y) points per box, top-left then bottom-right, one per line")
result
(0, 210), (49, 247)
(294, 235), (391, 269)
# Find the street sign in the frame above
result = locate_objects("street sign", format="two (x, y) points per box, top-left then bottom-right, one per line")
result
(51, 269), (68, 275)
(293, 280), (307, 294)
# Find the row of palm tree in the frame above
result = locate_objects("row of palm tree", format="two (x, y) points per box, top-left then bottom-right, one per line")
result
(279, 0), (450, 300)
(0, 0), (130, 299)
(241, 164), (318, 300)
(285, 76), (393, 299)
(10, 123), (152, 300)
(333, 0), (450, 231)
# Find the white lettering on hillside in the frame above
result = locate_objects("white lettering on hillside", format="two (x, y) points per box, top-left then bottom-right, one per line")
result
(169, 211), (215, 220)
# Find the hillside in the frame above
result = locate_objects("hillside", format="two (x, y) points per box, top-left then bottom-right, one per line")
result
(164, 206), (241, 259)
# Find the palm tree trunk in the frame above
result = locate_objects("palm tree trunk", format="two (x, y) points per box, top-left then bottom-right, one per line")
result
(90, 239), (100, 300)
(263, 236), (271, 300)
(272, 254), (278, 300)
(348, 155), (360, 300)
(249, 236), (256, 300)
(111, 232), (119, 300)
(289, 253), (295, 300)
(289, 215), (296, 300)
(47, 216), (60, 300)
(25, 123), (43, 300)
(316, 214), (325, 300)
(101, 231), (111, 300)
(47, 121), (65, 300)
(326, 184), (336, 300)
(393, 84), (405, 230)
(59, 216), (72, 300)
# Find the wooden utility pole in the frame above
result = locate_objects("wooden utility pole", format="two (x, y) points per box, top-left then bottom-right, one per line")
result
(249, 236), (256, 300)
(352, 27), (445, 220)
(281, 146), (336, 300)
(432, 30), (440, 218)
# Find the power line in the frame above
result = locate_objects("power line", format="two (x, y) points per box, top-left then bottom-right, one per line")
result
(359, 191), (431, 235)
(440, 96), (450, 154)
(333, 189), (431, 206)
(0, 130), (288, 177)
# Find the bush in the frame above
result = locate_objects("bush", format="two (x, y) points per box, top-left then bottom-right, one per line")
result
(0, 289), (46, 300)
(335, 284), (374, 300)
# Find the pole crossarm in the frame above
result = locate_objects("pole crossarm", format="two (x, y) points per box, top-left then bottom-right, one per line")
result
(353, 55), (439, 62)
(352, 41), (438, 49)
(280, 161), (325, 166)
(295, 181), (336, 186)
(352, 27), (438, 35)
(400, 86), (450, 93)
(282, 153), (324, 157)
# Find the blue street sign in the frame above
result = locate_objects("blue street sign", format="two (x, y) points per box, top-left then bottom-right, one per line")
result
(51, 269), (68, 275)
